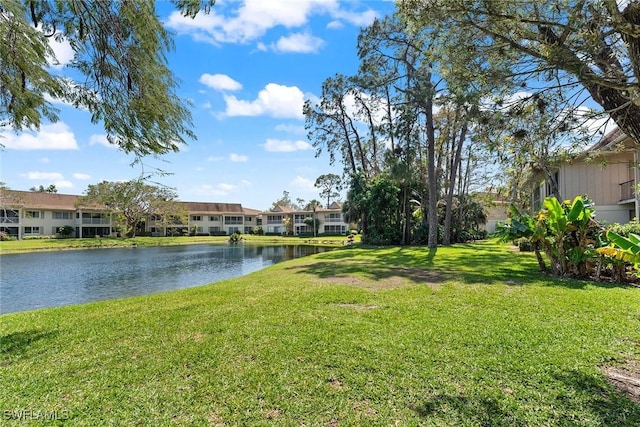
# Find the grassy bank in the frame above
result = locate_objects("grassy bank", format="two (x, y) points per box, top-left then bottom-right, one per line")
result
(0, 234), (357, 254)
(2, 241), (639, 425)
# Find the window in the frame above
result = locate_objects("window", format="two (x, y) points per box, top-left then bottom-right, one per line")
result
(267, 215), (283, 224)
(1, 209), (19, 223)
(294, 214), (309, 222)
(209, 226), (221, 233)
(191, 215), (202, 221)
(324, 225), (346, 234)
(244, 216), (253, 222)
(545, 171), (559, 197)
(325, 213), (342, 223)
(149, 214), (162, 221)
(82, 212), (109, 224)
(150, 227), (157, 233)
(224, 216), (243, 225)
(52, 211), (71, 220)
(228, 226), (240, 233)
(209, 215), (220, 222)
(24, 226), (41, 234)
(25, 210), (40, 219)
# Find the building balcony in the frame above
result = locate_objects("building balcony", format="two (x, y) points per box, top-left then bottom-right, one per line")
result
(620, 179), (635, 202)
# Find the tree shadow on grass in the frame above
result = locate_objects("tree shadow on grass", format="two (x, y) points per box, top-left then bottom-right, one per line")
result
(299, 244), (635, 289)
(552, 369), (640, 425)
(412, 393), (522, 426)
(411, 370), (640, 426)
(0, 329), (58, 362)
(290, 245), (540, 287)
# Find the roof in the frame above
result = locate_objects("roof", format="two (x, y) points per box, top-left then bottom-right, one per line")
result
(178, 201), (245, 213)
(1, 191), (259, 214)
(242, 207), (262, 216)
(1, 191), (85, 210)
(587, 127), (630, 152)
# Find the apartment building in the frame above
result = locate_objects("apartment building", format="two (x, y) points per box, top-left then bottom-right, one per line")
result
(531, 127), (640, 225)
(266, 202), (349, 235)
(0, 190), (349, 239)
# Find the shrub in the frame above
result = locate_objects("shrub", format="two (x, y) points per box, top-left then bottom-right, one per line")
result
(57, 225), (74, 238)
(607, 218), (640, 237)
(0, 231), (15, 241)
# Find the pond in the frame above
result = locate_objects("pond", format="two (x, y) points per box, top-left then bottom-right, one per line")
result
(0, 244), (330, 314)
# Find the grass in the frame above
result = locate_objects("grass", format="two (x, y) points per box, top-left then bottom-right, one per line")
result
(1, 240), (640, 425)
(0, 234), (357, 254)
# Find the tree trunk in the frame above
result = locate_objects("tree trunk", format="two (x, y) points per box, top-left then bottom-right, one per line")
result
(425, 100), (438, 249)
(443, 121), (467, 244)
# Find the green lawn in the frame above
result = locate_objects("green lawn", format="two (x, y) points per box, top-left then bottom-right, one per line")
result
(2, 241), (639, 425)
(0, 234), (357, 254)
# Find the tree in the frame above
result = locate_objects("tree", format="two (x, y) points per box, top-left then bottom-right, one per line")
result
(270, 190), (294, 211)
(399, 1), (640, 145)
(1, 0), (215, 156)
(29, 184), (58, 193)
(76, 180), (183, 237)
(303, 74), (382, 178)
(314, 174), (343, 207)
(304, 199), (322, 237)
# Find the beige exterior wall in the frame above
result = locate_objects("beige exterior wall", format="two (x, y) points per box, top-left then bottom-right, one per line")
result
(558, 152), (633, 206)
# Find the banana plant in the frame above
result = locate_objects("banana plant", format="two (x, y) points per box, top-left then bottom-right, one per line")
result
(596, 231), (640, 281)
(536, 195), (600, 276)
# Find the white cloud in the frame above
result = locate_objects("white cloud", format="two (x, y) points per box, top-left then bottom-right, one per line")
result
(54, 180), (74, 189)
(20, 171), (74, 189)
(275, 124), (306, 135)
(164, 0), (378, 47)
(40, 26), (74, 69)
(240, 179), (252, 186)
(218, 183), (236, 191)
(223, 83), (305, 118)
(0, 122), (78, 150)
(326, 20), (343, 29)
(193, 184), (228, 196)
(331, 8), (378, 27)
(291, 175), (315, 191)
(271, 31), (325, 53)
(22, 171), (64, 180)
(207, 155), (226, 162)
(202, 101), (212, 109)
(73, 173), (91, 180)
(264, 138), (313, 152)
(230, 153), (248, 162)
(89, 134), (114, 148)
(199, 73), (242, 91)
(40, 157), (50, 163)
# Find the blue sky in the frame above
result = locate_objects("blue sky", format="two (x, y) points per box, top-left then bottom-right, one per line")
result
(0, 0), (396, 211)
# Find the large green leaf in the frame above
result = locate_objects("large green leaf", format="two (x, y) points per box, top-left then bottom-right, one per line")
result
(567, 196), (584, 222)
(606, 231), (640, 255)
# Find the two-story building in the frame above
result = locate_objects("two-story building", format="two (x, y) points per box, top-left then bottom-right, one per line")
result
(0, 190), (349, 239)
(265, 202), (349, 236)
(0, 191), (264, 239)
(531, 127), (640, 225)
(0, 191), (112, 239)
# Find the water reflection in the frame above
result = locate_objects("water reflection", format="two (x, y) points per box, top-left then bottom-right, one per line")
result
(0, 244), (328, 314)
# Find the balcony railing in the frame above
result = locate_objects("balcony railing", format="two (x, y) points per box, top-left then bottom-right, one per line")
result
(620, 179), (635, 201)
(0, 217), (19, 223)
(82, 218), (111, 225)
(324, 218), (343, 223)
